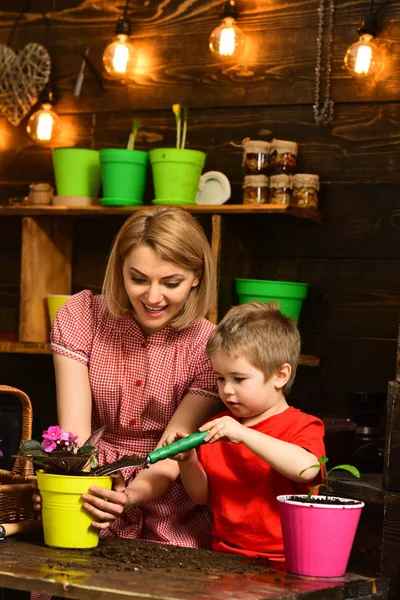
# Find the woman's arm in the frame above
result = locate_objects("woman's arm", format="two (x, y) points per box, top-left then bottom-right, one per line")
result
(125, 392), (223, 502)
(33, 353), (93, 513)
(162, 432), (210, 505)
(85, 393), (223, 529)
(118, 393), (222, 502)
(54, 353), (92, 444)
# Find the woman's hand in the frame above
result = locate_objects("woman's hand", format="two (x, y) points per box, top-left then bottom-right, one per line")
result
(200, 416), (245, 444)
(33, 492), (41, 513)
(81, 472), (131, 530)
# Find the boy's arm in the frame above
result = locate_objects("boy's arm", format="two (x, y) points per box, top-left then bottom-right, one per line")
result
(201, 416), (320, 483)
(178, 453), (210, 505)
(162, 432), (211, 505)
(240, 428), (320, 482)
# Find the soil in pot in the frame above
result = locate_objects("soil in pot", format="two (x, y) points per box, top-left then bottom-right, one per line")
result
(287, 495), (360, 506)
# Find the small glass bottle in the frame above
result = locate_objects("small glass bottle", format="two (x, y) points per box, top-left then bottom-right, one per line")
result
(269, 139), (298, 175)
(269, 174), (292, 205)
(242, 139), (271, 175)
(243, 175), (269, 205)
(291, 174), (320, 208)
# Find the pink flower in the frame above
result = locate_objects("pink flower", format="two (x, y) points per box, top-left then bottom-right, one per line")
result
(67, 432), (79, 443)
(42, 438), (57, 453)
(42, 426), (63, 442)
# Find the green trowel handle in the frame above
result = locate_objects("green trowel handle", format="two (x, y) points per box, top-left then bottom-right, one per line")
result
(148, 430), (208, 465)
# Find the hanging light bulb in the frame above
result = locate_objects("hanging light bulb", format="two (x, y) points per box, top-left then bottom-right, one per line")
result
(209, 0), (245, 60)
(26, 86), (61, 145)
(103, 0), (137, 80)
(344, 5), (383, 79)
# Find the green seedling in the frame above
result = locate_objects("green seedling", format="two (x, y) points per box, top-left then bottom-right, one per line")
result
(300, 455), (360, 501)
(127, 119), (140, 150)
(172, 103), (188, 149)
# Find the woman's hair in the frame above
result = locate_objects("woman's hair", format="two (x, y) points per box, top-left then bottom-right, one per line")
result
(206, 301), (301, 393)
(103, 206), (215, 329)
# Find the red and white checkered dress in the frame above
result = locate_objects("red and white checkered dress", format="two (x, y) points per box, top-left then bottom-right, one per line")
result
(50, 290), (218, 546)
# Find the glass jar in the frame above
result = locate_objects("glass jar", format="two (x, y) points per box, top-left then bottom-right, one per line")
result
(269, 139), (298, 175)
(243, 175), (269, 204)
(291, 174), (319, 208)
(242, 138), (271, 175)
(269, 174), (292, 205)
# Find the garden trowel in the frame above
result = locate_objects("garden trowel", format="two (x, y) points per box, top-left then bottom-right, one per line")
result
(89, 430), (208, 476)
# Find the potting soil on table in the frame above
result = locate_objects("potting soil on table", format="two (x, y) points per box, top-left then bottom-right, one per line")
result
(92, 538), (272, 574)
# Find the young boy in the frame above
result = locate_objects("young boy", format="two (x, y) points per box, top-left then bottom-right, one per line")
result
(165, 301), (325, 562)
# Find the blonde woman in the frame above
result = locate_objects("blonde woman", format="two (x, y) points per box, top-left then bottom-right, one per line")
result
(34, 206), (222, 549)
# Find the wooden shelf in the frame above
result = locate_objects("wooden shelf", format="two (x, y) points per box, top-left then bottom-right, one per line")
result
(298, 354), (320, 367)
(0, 340), (52, 355)
(1, 204), (321, 346)
(0, 204), (322, 221)
(0, 339), (320, 366)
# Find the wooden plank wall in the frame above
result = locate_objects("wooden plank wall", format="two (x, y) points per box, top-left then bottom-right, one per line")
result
(1, 0), (400, 426)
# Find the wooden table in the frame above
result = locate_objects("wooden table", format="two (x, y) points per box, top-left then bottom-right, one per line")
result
(0, 536), (389, 600)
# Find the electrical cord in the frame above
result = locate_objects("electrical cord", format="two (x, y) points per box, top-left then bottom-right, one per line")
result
(7, 2), (31, 47)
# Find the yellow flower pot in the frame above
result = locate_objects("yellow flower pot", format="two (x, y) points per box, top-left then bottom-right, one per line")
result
(37, 471), (112, 549)
(46, 294), (71, 325)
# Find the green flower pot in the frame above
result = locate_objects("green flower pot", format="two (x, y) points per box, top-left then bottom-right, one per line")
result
(52, 148), (101, 198)
(235, 279), (309, 323)
(99, 148), (149, 207)
(150, 148), (206, 205)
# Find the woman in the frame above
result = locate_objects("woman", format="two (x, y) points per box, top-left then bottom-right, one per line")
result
(34, 205), (222, 548)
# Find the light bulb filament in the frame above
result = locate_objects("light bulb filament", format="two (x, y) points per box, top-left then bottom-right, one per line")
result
(220, 26), (236, 56)
(113, 44), (129, 73)
(354, 44), (372, 74)
(37, 112), (54, 141)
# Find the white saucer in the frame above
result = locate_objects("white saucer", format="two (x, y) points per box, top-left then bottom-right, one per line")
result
(196, 171), (231, 205)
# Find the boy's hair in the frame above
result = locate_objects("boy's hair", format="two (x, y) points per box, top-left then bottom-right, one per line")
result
(206, 301), (301, 393)
(103, 206), (215, 329)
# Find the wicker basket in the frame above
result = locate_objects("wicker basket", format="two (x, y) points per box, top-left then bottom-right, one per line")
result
(0, 385), (37, 523)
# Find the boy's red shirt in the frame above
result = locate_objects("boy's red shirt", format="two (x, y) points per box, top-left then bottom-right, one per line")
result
(198, 406), (325, 561)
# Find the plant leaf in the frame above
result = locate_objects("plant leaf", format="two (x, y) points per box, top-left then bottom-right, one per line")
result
(299, 463), (321, 476)
(173, 103), (182, 148)
(20, 440), (46, 454)
(77, 444), (96, 455)
(306, 483), (329, 500)
(127, 119), (140, 150)
(83, 426), (106, 448)
(329, 464), (360, 478)
(181, 105), (188, 150)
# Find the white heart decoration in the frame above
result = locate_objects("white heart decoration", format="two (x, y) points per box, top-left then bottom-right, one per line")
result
(0, 43), (51, 127)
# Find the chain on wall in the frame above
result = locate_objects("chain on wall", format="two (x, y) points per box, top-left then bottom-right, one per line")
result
(313, 0), (335, 126)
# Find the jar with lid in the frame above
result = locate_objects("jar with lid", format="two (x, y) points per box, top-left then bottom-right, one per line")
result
(242, 138), (271, 175)
(269, 139), (298, 175)
(291, 174), (319, 208)
(269, 174), (292, 205)
(243, 175), (269, 205)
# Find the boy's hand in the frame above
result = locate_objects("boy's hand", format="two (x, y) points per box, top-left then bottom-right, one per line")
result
(162, 432), (197, 462)
(200, 416), (245, 444)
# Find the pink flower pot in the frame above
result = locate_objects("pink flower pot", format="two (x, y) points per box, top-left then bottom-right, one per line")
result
(277, 495), (364, 577)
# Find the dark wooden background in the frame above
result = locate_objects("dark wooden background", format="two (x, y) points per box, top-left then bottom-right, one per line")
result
(1, 0), (400, 437)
